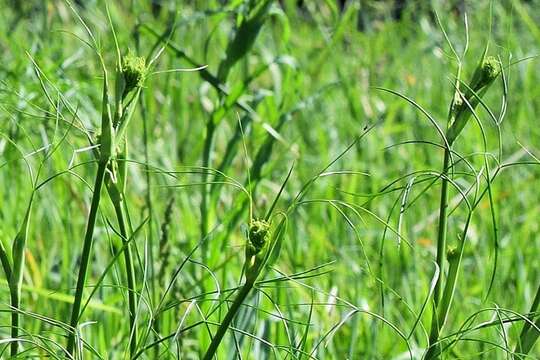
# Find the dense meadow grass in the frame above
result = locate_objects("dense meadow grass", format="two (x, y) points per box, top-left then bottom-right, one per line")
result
(0, 0), (539, 358)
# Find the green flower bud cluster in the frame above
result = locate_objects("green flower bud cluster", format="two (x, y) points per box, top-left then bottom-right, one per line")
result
(469, 56), (500, 92)
(248, 219), (270, 252)
(111, 51), (147, 144)
(446, 56), (501, 145)
(122, 52), (146, 97)
(245, 219), (270, 282)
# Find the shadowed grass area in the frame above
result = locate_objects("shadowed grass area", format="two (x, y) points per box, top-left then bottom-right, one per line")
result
(0, 0), (539, 358)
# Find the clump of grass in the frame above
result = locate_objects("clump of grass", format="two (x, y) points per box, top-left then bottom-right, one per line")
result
(3, 1), (540, 358)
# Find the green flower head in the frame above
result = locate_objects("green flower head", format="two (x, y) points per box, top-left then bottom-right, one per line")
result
(446, 55), (501, 145)
(481, 57), (501, 80)
(248, 219), (270, 253)
(122, 51), (146, 95)
(245, 219), (271, 282)
(470, 56), (501, 93)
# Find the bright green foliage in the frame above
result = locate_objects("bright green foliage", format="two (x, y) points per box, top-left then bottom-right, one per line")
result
(217, 0), (274, 81)
(0, 1), (539, 359)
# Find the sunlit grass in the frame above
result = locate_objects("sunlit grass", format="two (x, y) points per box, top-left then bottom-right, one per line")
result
(0, 1), (539, 359)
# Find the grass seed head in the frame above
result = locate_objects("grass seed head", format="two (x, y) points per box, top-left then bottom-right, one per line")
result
(248, 219), (270, 252)
(245, 219), (270, 282)
(446, 55), (501, 144)
(470, 56), (501, 93)
(480, 57), (501, 82)
(122, 51), (146, 96)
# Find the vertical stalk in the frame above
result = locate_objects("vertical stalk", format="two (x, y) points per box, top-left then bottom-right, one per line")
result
(437, 216), (470, 330)
(66, 159), (109, 355)
(10, 284), (20, 356)
(110, 192), (138, 356)
(202, 218), (272, 359)
(0, 247), (18, 358)
(425, 146), (451, 359)
(202, 280), (254, 360)
(8, 196), (33, 358)
(425, 54), (501, 359)
(433, 149), (451, 307)
(426, 216), (471, 360)
(106, 139), (137, 356)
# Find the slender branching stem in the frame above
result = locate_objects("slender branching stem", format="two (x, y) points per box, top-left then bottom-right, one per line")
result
(66, 159), (109, 356)
(139, 89), (159, 359)
(426, 215), (471, 360)
(9, 284), (20, 356)
(426, 54), (501, 359)
(202, 280), (254, 360)
(426, 146), (451, 358)
(433, 148), (452, 306)
(6, 196), (33, 358)
(202, 218), (273, 359)
(110, 189), (138, 356)
(437, 216), (470, 328)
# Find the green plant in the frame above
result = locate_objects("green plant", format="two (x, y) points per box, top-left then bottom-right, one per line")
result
(0, 195), (34, 357)
(65, 63), (115, 356)
(425, 52), (501, 359)
(516, 285), (540, 356)
(1, 1), (540, 358)
(202, 218), (272, 360)
(66, 45), (147, 356)
(199, 0), (274, 264)
(103, 50), (147, 357)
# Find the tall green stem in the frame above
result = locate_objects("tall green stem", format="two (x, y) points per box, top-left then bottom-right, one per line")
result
(426, 215), (471, 360)
(109, 188), (138, 356)
(433, 149), (451, 306)
(7, 195), (33, 358)
(425, 54), (501, 359)
(426, 147), (451, 358)
(66, 160), (109, 356)
(139, 90), (158, 359)
(423, 54), (502, 359)
(202, 218), (272, 359)
(10, 284), (20, 356)
(202, 280), (254, 360)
